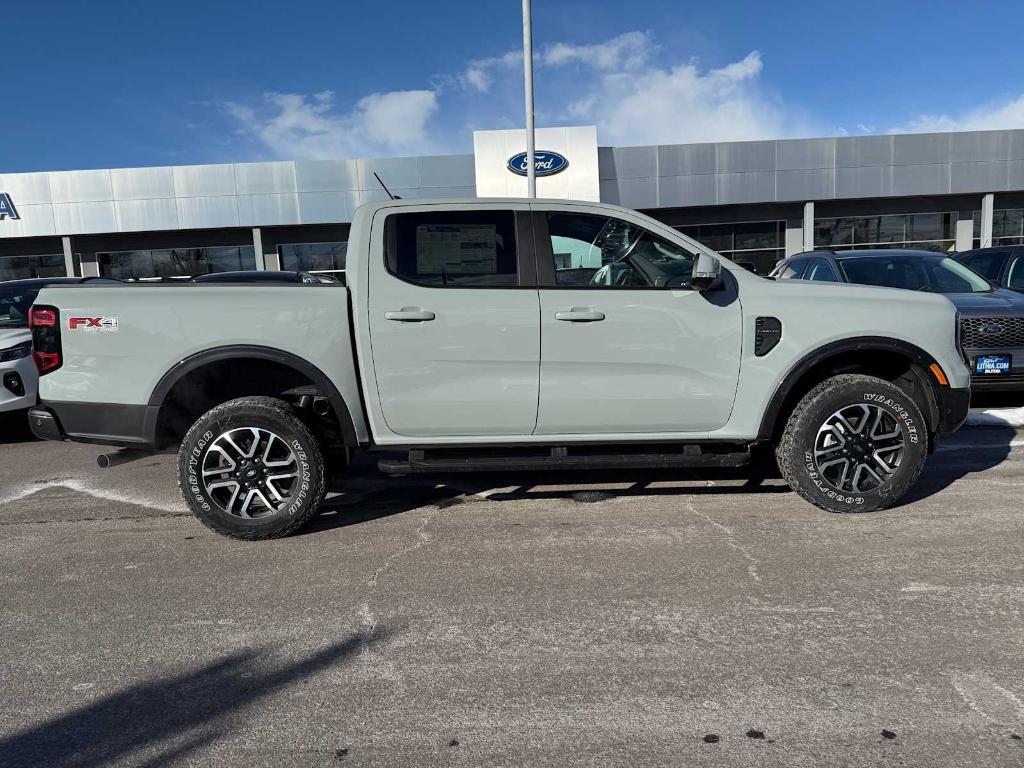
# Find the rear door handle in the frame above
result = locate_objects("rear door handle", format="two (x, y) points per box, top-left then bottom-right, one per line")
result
(555, 308), (605, 322)
(384, 307), (436, 322)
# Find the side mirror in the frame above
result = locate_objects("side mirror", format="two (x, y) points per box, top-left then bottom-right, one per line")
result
(691, 253), (724, 292)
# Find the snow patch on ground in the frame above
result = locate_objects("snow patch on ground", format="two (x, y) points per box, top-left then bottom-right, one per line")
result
(967, 407), (1024, 427)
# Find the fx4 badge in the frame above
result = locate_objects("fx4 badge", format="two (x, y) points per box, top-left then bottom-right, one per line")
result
(68, 316), (119, 332)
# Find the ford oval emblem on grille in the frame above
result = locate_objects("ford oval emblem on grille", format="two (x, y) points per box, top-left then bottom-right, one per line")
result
(981, 323), (1005, 335)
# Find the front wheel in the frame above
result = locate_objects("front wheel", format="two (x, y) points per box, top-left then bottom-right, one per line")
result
(177, 397), (327, 539)
(776, 374), (928, 513)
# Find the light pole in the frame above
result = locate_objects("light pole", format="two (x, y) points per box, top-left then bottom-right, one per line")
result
(522, 0), (536, 198)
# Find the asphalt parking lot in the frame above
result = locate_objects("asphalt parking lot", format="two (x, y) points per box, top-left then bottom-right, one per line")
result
(1, 418), (1023, 767)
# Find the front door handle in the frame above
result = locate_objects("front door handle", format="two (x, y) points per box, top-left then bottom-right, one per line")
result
(555, 307), (605, 322)
(385, 307), (436, 322)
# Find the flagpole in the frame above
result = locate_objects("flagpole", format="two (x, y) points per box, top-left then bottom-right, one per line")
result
(522, 0), (536, 198)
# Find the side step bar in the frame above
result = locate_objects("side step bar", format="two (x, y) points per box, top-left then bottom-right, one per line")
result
(378, 445), (751, 475)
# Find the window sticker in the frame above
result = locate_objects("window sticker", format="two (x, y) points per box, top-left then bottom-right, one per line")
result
(416, 224), (498, 274)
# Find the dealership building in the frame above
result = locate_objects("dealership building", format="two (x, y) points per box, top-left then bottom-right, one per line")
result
(2, 125), (1024, 281)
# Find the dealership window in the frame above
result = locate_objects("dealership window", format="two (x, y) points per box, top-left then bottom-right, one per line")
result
(972, 208), (1024, 248)
(673, 221), (783, 275)
(814, 213), (956, 253)
(0, 254), (67, 282)
(97, 246), (256, 280)
(386, 210), (518, 287)
(279, 242), (347, 276)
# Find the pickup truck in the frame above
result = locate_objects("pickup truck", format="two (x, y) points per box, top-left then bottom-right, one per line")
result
(27, 198), (971, 539)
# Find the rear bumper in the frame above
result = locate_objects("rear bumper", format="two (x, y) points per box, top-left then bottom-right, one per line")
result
(936, 386), (971, 435)
(28, 408), (65, 441)
(29, 401), (158, 449)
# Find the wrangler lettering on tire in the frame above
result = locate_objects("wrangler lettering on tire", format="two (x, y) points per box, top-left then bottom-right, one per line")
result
(177, 397), (327, 540)
(776, 374), (928, 513)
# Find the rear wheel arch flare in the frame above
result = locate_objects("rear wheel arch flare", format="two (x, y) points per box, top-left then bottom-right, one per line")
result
(148, 345), (359, 448)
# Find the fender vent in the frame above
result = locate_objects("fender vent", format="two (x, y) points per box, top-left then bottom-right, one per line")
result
(755, 317), (782, 357)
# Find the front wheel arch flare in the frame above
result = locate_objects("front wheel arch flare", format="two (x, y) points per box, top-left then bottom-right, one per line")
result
(758, 337), (946, 442)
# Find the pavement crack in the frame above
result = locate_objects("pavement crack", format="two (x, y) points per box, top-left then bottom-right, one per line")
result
(358, 509), (439, 684)
(686, 501), (761, 583)
(951, 672), (1024, 730)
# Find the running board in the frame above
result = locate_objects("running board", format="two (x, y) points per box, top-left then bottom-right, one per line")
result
(378, 445), (751, 475)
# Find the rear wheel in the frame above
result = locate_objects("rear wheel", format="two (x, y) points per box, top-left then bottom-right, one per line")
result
(776, 374), (928, 513)
(177, 396), (327, 539)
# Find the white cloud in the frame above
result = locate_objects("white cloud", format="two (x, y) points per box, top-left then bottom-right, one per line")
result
(223, 33), (809, 160)
(460, 31), (654, 94)
(540, 30), (654, 70)
(226, 88), (438, 159)
(461, 50), (521, 93)
(564, 50), (793, 145)
(895, 94), (1024, 134)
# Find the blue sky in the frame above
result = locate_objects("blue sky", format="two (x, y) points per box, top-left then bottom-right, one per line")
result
(3, 0), (1024, 172)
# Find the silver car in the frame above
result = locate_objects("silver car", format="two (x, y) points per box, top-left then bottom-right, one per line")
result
(770, 248), (1024, 391)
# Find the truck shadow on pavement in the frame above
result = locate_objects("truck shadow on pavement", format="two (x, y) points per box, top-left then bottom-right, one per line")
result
(0, 628), (391, 768)
(898, 426), (1018, 505)
(0, 411), (36, 445)
(301, 461), (794, 536)
(305, 428), (1019, 532)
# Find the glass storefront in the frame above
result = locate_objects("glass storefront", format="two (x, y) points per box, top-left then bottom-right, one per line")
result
(97, 246), (256, 280)
(814, 213), (956, 253)
(972, 208), (1024, 248)
(278, 242), (347, 275)
(0, 254), (67, 282)
(673, 221), (783, 274)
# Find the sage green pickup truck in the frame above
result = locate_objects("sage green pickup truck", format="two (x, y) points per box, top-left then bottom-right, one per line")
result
(28, 198), (970, 539)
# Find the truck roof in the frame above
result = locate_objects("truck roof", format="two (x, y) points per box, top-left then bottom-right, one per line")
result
(353, 196), (646, 218)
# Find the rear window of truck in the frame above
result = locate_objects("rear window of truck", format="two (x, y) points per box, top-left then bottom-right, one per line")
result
(386, 211), (518, 287)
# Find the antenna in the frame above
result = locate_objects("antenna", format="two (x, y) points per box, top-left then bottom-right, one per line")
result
(373, 172), (400, 200)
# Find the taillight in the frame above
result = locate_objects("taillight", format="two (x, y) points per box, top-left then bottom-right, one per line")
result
(29, 307), (56, 327)
(29, 304), (62, 375)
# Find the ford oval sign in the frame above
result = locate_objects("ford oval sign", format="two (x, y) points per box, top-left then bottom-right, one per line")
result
(507, 151), (569, 177)
(981, 323), (1005, 336)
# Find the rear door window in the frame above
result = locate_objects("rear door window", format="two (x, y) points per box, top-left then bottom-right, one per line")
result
(386, 210), (519, 287)
(960, 250), (1009, 283)
(1006, 254), (1024, 290)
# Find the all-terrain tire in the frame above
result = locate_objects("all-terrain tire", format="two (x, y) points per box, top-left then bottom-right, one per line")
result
(776, 374), (928, 513)
(177, 396), (327, 539)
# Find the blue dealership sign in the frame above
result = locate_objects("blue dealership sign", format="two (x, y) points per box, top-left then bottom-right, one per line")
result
(507, 151), (569, 177)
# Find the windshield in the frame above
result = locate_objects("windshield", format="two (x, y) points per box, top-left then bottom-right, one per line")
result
(0, 284), (40, 328)
(838, 255), (992, 294)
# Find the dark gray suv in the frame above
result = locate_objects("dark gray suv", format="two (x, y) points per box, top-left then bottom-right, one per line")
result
(955, 245), (1024, 294)
(770, 249), (1024, 391)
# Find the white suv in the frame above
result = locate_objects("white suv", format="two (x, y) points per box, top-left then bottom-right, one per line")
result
(0, 280), (43, 417)
(1, 278), (116, 421)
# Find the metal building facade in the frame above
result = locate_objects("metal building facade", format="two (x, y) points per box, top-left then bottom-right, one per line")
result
(1, 127), (1023, 280)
